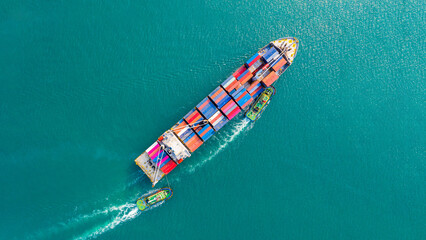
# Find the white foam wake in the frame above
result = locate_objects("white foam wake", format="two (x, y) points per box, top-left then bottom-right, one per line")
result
(29, 118), (251, 239)
(28, 204), (120, 239)
(74, 189), (162, 240)
(74, 203), (139, 240)
(187, 118), (251, 173)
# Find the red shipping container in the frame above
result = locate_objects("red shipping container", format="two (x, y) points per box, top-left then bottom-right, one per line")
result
(250, 85), (264, 97)
(246, 80), (261, 93)
(225, 79), (240, 93)
(197, 98), (210, 110)
(215, 92), (227, 104)
(221, 99), (237, 114)
(209, 87), (223, 100)
(241, 97), (253, 109)
(262, 72), (279, 87)
(209, 87), (227, 105)
(232, 65), (247, 78)
(146, 142), (160, 156)
(227, 107), (241, 120)
(184, 109), (204, 126)
(238, 71), (253, 85)
(149, 147), (160, 159)
(235, 90), (248, 103)
(185, 134), (203, 152)
(247, 55), (261, 67)
(161, 160), (177, 174)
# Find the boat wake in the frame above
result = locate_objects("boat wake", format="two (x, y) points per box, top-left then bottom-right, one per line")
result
(30, 118), (252, 239)
(28, 189), (163, 240)
(187, 117), (252, 173)
(75, 203), (140, 240)
(76, 200), (166, 240)
(74, 188), (164, 240)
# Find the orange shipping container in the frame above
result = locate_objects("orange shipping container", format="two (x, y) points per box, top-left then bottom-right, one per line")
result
(186, 134), (203, 152)
(272, 57), (287, 71)
(246, 80), (261, 93)
(225, 79), (240, 93)
(184, 109), (204, 126)
(232, 65), (247, 78)
(238, 72), (253, 85)
(262, 72), (279, 87)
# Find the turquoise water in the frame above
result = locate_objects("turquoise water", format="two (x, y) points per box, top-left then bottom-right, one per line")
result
(1, 0), (425, 239)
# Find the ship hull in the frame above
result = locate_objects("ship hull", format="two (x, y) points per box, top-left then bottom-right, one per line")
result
(135, 38), (299, 186)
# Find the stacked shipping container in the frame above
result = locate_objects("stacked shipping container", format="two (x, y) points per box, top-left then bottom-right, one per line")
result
(196, 97), (217, 119)
(237, 69), (253, 84)
(221, 76), (241, 95)
(271, 56), (287, 71)
(161, 161), (177, 174)
(146, 142), (171, 168)
(221, 98), (241, 120)
(208, 110), (228, 131)
(171, 44), (288, 157)
(139, 41), (293, 179)
(194, 124), (215, 141)
(209, 86), (232, 109)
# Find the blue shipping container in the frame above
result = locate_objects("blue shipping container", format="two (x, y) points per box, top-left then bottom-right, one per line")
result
(196, 124), (215, 141)
(183, 132), (196, 143)
(221, 75), (234, 88)
(233, 87), (247, 100)
(159, 157), (171, 168)
(246, 53), (259, 65)
(231, 85), (246, 99)
(252, 87), (265, 99)
(178, 126), (194, 141)
(208, 86), (221, 99)
(237, 69), (251, 81)
(262, 47), (279, 62)
(196, 97), (217, 119)
(151, 149), (164, 163)
(237, 94), (252, 107)
(216, 93), (232, 109)
(183, 108), (196, 120)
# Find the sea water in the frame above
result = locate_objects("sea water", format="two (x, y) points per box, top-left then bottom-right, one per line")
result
(0, 0), (424, 239)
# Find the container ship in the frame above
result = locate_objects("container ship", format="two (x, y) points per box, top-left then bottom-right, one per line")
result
(135, 37), (299, 186)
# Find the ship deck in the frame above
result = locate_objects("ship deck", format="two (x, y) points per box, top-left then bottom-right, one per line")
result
(135, 152), (164, 183)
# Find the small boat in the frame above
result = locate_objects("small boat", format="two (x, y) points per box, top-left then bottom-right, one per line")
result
(136, 187), (173, 211)
(245, 87), (275, 121)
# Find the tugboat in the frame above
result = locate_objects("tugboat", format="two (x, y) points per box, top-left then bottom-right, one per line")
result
(245, 87), (275, 121)
(136, 187), (173, 211)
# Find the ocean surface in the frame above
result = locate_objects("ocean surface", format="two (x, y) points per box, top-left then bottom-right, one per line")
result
(0, 0), (425, 239)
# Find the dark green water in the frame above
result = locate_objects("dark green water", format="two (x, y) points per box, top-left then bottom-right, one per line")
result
(0, 0), (425, 239)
